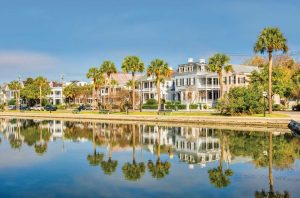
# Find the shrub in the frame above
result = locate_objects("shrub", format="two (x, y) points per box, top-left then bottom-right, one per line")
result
(142, 104), (158, 109)
(177, 104), (186, 110)
(56, 104), (67, 110)
(0, 104), (4, 111)
(217, 86), (264, 115)
(145, 99), (157, 105)
(189, 104), (198, 109)
(8, 99), (16, 105)
(273, 104), (283, 111)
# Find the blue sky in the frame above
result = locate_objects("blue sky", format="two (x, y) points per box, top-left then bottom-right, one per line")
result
(0, 0), (299, 83)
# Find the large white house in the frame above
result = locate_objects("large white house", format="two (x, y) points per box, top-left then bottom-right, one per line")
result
(171, 58), (258, 107)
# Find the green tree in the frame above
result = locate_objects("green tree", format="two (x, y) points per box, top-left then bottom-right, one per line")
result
(122, 56), (144, 111)
(122, 125), (145, 181)
(34, 127), (48, 155)
(100, 60), (117, 107)
(86, 67), (103, 109)
(250, 65), (293, 102)
(207, 53), (232, 98)
(146, 59), (172, 112)
(63, 84), (81, 104)
(9, 120), (22, 149)
(254, 27), (288, 114)
(34, 76), (51, 107)
(87, 123), (104, 166)
(208, 131), (234, 188)
(147, 126), (171, 179)
(101, 124), (118, 175)
(8, 80), (22, 110)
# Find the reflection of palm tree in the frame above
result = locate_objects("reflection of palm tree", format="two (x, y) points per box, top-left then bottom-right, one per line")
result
(255, 133), (290, 198)
(147, 126), (171, 179)
(208, 131), (233, 188)
(34, 127), (47, 155)
(87, 123), (104, 166)
(9, 120), (22, 150)
(101, 124), (118, 175)
(122, 124), (145, 181)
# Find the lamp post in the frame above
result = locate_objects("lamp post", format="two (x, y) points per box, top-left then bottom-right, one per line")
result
(263, 91), (267, 117)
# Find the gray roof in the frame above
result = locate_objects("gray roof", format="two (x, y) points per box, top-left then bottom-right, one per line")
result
(231, 64), (259, 74)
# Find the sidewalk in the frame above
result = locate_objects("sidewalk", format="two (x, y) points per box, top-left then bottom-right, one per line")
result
(0, 111), (293, 128)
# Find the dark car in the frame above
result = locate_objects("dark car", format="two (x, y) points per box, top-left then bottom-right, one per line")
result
(44, 105), (57, 111)
(20, 105), (30, 111)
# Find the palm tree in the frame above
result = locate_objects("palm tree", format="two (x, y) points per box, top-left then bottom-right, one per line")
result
(122, 56), (144, 111)
(254, 133), (290, 198)
(147, 126), (171, 179)
(34, 76), (49, 107)
(9, 120), (22, 149)
(208, 131), (234, 188)
(34, 127), (47, 155)
(8, 80), (22, 110)
(87, 123), (104, 166)
(122, 124), (145, 181)
(207, 53), (232, 99)
(101, 124), (118, 175)
(86, 67), (102, 109)
(146, 59), (172, 113)
(100, 61), (117, 107)
(254, 27), (288, 114)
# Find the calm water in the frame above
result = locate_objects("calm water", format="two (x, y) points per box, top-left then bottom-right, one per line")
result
(0, 118), (299, 198)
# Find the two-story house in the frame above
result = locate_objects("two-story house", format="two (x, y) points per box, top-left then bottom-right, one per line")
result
(172, 58), (258, 107)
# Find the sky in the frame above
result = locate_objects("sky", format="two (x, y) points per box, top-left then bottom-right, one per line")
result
(0, 0), (300, 83)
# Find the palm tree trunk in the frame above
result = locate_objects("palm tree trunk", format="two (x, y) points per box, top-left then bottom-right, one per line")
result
(93, 83), (96, 109)
(108, 74), (111, 108)
(269, 132), (274, 193)
(39, 86), (42, 106)
(157, 80), (161, 112)
(268, 51), (273, 114)
(132, 72), (135, 111)
(132, 125), (136, 164)
(157, 126), (161, 161)
(219, 71), (224, 99)
(220, 131), (224, 172)
(93, 123), (96, 155)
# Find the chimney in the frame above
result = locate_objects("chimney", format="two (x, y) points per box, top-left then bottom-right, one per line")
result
(199, 59), (205, 64)
(188, 58), (194, 63)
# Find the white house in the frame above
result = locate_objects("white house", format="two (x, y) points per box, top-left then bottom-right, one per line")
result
(171, 58), (258, 107)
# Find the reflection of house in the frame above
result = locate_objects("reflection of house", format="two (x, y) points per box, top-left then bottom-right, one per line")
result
(171, 58), (258, 107)
(173, 127), (220, 165)
(40, 120), (65, 141)
(139, 125), (173, 146)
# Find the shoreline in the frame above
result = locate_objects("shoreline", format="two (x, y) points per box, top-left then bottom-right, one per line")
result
(0, 112), (292, 131)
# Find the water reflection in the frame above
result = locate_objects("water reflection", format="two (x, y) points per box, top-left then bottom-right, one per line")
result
(0, 118), (299, 197)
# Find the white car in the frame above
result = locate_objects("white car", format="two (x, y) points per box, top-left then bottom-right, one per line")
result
(30, 105), (44, 111)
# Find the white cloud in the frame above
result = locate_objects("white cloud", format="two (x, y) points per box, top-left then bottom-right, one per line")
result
(0, 50), (61, 82)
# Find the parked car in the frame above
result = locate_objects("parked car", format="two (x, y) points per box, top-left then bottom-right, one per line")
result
(292, 104), (300, 111)
(83, 104), (96, 110)
(8, 105), (16, 110)
(44, 105), (57, 111)
(30, 105), (44, 111)
(20, 105), (30, 111)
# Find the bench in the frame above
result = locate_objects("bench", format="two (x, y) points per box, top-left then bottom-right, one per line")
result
(158, 109), (173, 115)
(99, 109), (110, 114)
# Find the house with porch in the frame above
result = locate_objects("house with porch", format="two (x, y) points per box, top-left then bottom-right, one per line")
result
(171, 58), (258, 107)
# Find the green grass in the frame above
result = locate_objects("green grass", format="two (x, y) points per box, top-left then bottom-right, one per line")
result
(3, 110), (290, 118)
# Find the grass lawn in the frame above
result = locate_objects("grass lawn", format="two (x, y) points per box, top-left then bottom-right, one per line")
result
(3, 110), (290, 118)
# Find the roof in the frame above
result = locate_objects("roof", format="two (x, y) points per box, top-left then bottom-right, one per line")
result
(110, 73), (143, 86)
(231, 64), (259, 73)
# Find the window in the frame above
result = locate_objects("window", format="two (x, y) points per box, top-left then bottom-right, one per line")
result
(229, 76), (232, 85)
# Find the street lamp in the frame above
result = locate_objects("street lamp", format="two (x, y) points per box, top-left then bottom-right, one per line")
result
(263, 91), (267, 117)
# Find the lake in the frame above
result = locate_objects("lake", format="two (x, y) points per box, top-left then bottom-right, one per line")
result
(0, 118), (299, 198)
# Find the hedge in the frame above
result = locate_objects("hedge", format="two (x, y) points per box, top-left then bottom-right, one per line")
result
(142, 104), (158, 109)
